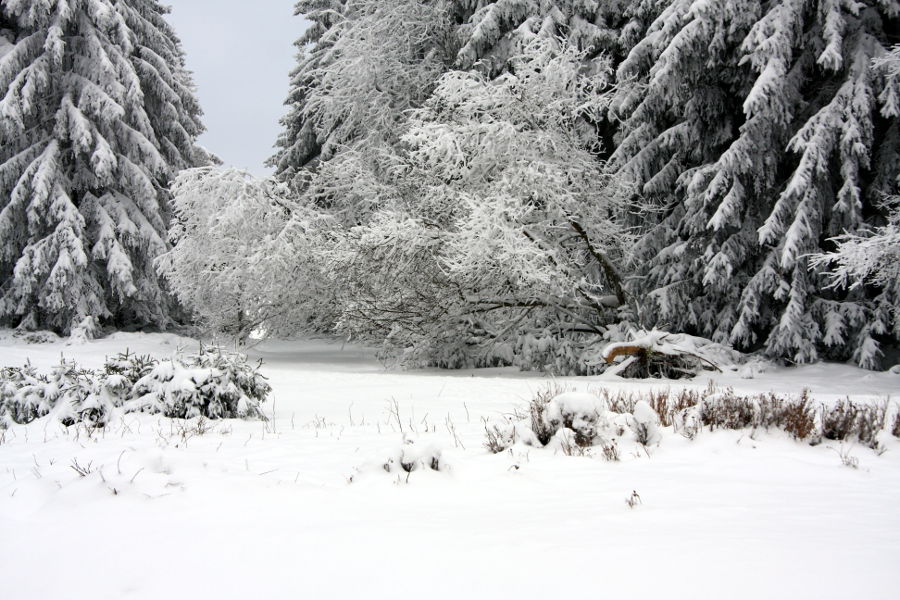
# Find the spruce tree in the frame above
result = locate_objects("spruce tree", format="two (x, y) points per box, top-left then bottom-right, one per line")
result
(270, 0), (347, 184)
(612, 0), (899, 367)
(454, 0), (625, 73)
(271, 0), (455, 188)
(0, 0), (207, 338)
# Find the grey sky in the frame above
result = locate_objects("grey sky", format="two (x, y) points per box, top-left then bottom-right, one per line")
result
(165, 1), (307, 175)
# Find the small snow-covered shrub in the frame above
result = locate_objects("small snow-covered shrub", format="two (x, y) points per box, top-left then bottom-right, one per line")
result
(0, 348), (270, 427)
(483, 424), (508, 454)
(0, 360), (103, 427)
(45, 360), (106, 426)
(103, 351), (159, 390)
(0, 362), (51, 425)
(542, 392), (611, 447)
(483, 418), (541, 454)
(699, 391), (758, 431)
(191, 349), (271, 413)
(13, 330), (61, 344)
(129, 348), (270, 420)
(484, 385), (626, 454)
(763, 392), (816, 441)
(821, 399), (885, 449)
(599, 439), (620, 461)
(528, 384), (565, 445)
(382, 440), (446, 475)
(631, 400), (661, 445)
(548, 427), (591, 456)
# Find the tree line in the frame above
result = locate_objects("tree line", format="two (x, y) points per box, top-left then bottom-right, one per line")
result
(1, 0), (897, 371)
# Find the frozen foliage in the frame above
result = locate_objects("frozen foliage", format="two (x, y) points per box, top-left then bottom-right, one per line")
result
(454, 0), (625, 75)
(0, 348), (269, 427)
(327, 40), (632, 371)
(157, 167), (330, 339)
(487, 387), (630, 454)
(809, 194), (900, 348)
(541, 391), (616, 446)
(0, 0), (208, 336)
(0, 360), (99, 427)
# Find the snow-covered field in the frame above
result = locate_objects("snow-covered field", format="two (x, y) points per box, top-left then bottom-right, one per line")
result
(1, 331), (898, 600)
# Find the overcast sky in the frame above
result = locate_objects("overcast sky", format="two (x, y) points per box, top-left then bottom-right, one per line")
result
(165, 1), (307, 175)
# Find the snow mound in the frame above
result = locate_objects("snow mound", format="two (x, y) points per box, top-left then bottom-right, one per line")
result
(601, 329), (747, 379)
(542, 392), (611, 446)
(353, 438), (449, 482)
(630, 399), (662, 445)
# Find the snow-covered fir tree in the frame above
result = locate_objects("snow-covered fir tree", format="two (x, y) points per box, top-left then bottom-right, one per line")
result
(271, 0), (457, 190)
(454, 0), (626, 73)
(0, 0), (207, 338)
(612, 1), (899, 367)
(269, 0), (346, 184)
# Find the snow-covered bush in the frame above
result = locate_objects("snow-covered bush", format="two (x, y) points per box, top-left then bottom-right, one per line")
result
(820, 398), (886, 449)
(631, 400), (662, 446)
(540, 392), (613, 447)
(0, 348), (270, 427)
(45, 360), (108, 426)
(486, 384), (894, 454)
(0, 362), (51, 425)
(128, 348), (270, 420)
(483, 421), (540, 454)
(0, 359), (104, 427)
(486, 386), (630, 455)
(101, 351), (159, 406)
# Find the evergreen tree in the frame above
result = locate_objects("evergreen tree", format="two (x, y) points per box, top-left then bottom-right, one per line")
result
(612, 0), (899, 367)
(454, 0), (626, 73)
(271, 0), (456, 189)
(269, 0), (346, 184)
(0, 0), (207, 338)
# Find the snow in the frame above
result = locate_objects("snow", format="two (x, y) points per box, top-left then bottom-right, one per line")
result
(0, 35), (12, 60)
(1, 331), (898, 599)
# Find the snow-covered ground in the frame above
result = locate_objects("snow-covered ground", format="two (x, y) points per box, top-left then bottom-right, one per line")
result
(1, 331), (898, 599)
